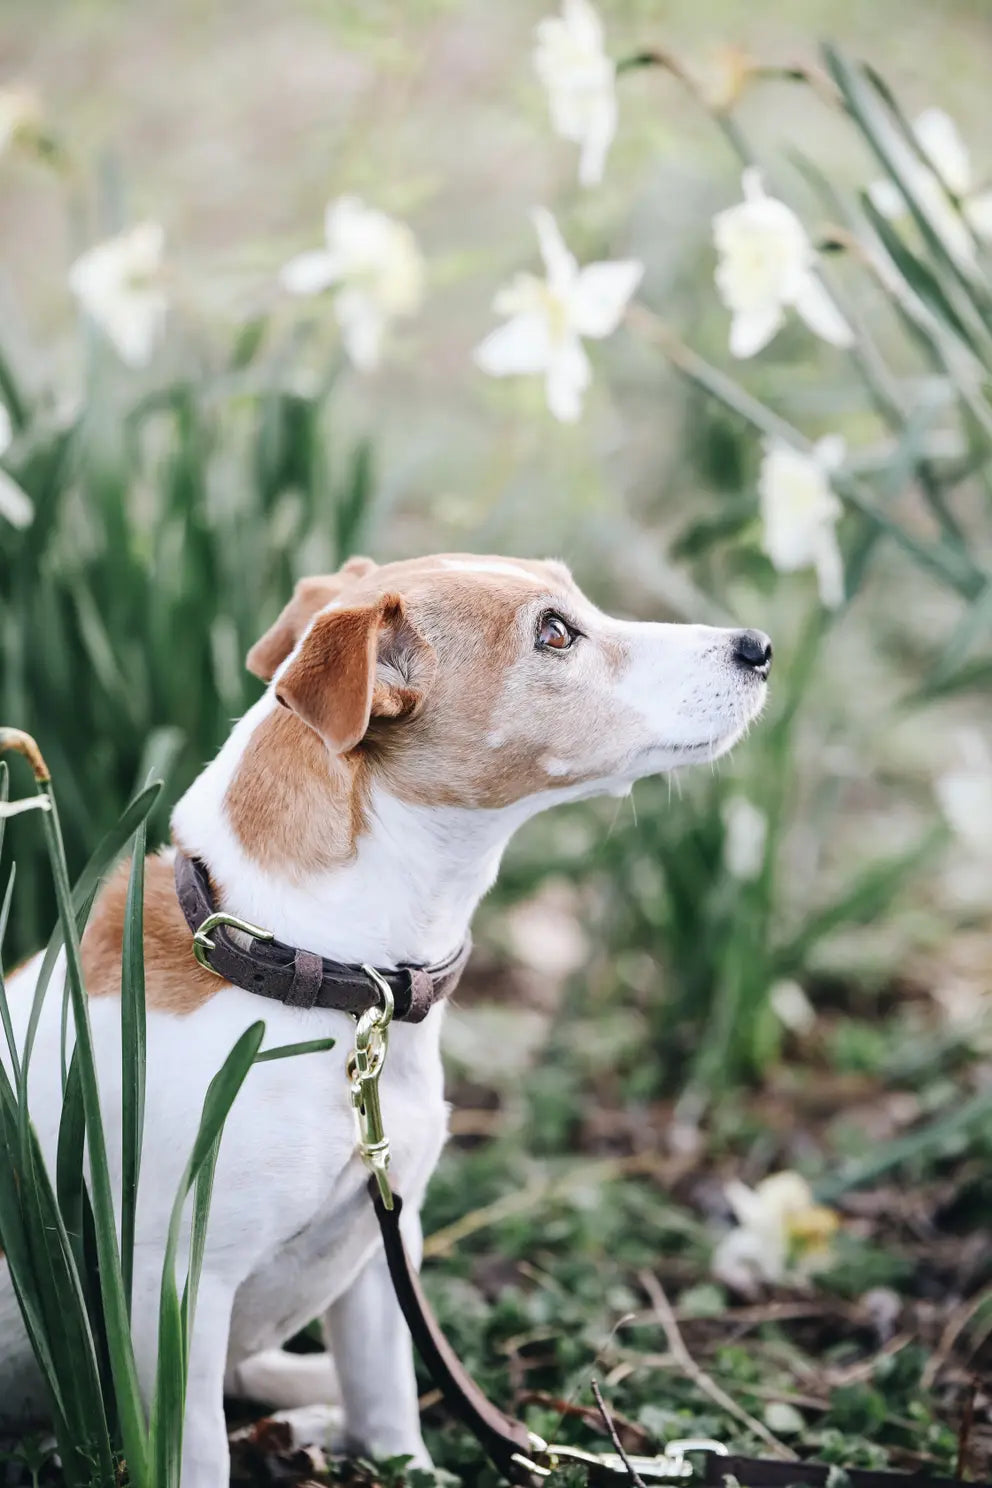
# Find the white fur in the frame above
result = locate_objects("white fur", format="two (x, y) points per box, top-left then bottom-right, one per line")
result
(0, 580), (769, 1487)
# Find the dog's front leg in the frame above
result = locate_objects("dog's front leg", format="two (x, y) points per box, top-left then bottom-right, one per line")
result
(324, 1206), (430, 1470)
(132, 1263), (235, 1488)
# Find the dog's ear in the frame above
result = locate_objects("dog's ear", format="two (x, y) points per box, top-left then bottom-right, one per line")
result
(274, 592), (435, 755)
(246, 557), (378, 681)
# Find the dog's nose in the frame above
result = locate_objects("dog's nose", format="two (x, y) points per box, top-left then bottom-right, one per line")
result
(732, 628), (773, 678)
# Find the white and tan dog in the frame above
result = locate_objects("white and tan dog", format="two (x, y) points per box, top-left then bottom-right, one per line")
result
(0, 553), (771, 1485)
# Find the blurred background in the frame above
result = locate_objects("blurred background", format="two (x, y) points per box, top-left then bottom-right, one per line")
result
(1, 1), (991, 1482)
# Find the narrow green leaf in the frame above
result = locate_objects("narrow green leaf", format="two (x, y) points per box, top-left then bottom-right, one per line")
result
(150, 1021), (265, 1487)
(120, 821), (148, 1313)
(253, 1035), (336, 1063)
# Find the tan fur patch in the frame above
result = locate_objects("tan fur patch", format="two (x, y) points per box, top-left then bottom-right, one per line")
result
(81, 852), (222, 1014)
(225, 708), (371, 878)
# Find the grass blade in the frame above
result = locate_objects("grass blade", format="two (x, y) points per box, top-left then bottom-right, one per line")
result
(120, 823), (148, 1313)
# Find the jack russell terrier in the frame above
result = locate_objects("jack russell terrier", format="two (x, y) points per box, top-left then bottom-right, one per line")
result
(0, 553), (771, 1485)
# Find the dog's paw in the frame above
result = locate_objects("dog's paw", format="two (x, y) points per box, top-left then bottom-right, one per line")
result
(227, 1347), (341, 1408)
(269, 1402), (347, 1451)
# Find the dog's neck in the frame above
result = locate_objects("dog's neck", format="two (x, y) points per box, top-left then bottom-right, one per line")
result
(171, 695), (536, 969)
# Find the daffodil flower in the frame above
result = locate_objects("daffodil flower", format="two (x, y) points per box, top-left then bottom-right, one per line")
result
(869, 108), (992, 266)
(712, 1171), (838, 1298)
(936, 731), (992, 855)
(0, 84), (42, 158)
(533, 0), (617, 187)
(721, 795), (767, 881)
(474, 208), (642, 422)
(0, 401), (32, 530)
(758, 436), (846, 608)
(714, 170), (853, 358)
(68, 222), (168, 368)
(280, 197), (425, 372)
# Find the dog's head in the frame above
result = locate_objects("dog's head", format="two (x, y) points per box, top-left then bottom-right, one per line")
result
(244, 553), (771, 810)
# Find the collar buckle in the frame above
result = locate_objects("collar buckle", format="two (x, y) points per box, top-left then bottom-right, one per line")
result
(192, 909), (274, 975)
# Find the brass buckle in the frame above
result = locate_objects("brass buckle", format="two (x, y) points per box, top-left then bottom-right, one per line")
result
(347, 967), (395, 1210)
(192, 910), (274, 974)
(512, 1434), (728, 1482)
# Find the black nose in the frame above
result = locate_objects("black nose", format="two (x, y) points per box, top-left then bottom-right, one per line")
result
(732, 628), (773, 677)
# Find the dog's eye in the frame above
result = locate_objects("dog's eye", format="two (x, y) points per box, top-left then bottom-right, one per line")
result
(536, 613), (575, 651)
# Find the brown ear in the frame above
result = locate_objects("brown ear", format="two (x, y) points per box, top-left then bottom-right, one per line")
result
(274, 593), (430, 754)
(246, 558), (378, 681)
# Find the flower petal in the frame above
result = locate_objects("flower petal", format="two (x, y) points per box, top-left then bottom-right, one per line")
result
(729, 303), (783, 358)
(867, 179), (906, 220)
(570, 258), (643, 338)
(577, 87), (617, 187)
(279, 250), (340, 296)
(545, 334), (591, 422)
(333, 288), (385, 372)
(793, 272), (854, 347)
(474, 314), (553, 377)
(0, 468), (34, 529)
(0, 402), (11, 458)
(562, 0), (605, 51)
(965, 189), (992, 240)
(915, 107), (971, 196)
(814, 529), (845, 609)
(814, 434), (847, 472)
(532, 208), (577, 294)
(0, 794), (50, 817)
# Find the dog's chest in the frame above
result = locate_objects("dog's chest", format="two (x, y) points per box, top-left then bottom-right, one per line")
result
(226, 1016), (450, 1359)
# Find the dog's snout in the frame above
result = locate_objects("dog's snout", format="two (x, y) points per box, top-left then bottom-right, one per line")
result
(732, 628), (773, 678)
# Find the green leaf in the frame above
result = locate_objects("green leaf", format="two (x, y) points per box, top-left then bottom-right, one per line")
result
(150, 1020), (266, 1488)
(253, 1035), (337, 1063)
(120, 821), (148, 1314)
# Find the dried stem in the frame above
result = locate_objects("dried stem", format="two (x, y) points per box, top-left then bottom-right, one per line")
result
(637, 1268), (796, 1460)
(591, 1377), (646, 1488)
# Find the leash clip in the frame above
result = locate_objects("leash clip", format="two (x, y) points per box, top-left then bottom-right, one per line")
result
(348, 968), (395, 1210)
(513, 1435), (728, 1483)
(192, 910), (274, 974)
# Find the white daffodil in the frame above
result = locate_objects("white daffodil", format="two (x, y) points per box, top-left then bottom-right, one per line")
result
(280, 197), (425, 373)
(714, 170), (853, 358)
(69, 222), (167, 368)
(769, 979), (817, 1036)
(935, 731), (992, 856)
(0, 795), (51, 818)
(474, 208), (642, 423)
(758, 436), (846, 608)
(869, 108), (992, 265)
(712, 1170), (838, 1298)
(534, 0), (617, 187)
(0, 84), (42, 158)
(0, 401), (32, 530)
(721, 794), (767, 881)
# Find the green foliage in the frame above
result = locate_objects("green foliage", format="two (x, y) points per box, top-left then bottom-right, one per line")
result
(0, 345), (374, 963)
(0, 741), (337, 1486)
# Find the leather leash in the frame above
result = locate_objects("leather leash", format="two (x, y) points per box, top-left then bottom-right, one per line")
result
(175, 866), (987, 1487)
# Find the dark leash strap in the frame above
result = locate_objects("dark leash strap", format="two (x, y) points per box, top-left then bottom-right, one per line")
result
(370, 1182), (991, 1488)
(702, 1458), (992, 1488)
(173, 850), (470, 1021)
(372, 1184), (537, 1482)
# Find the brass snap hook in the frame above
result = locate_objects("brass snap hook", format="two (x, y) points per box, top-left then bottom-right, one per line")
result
(348, 968), (396, 1209)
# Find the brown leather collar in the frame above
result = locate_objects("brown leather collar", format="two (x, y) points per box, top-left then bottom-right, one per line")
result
(173, 850), (470, 1022)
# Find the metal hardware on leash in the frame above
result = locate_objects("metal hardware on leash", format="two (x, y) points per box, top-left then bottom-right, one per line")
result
(192, 910), (274, 973)
(347, 967), (395, 1210)
(511, 1434), (728, 1483)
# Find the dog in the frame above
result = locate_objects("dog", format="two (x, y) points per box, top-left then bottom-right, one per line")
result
(0, 553), (771, 1485)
